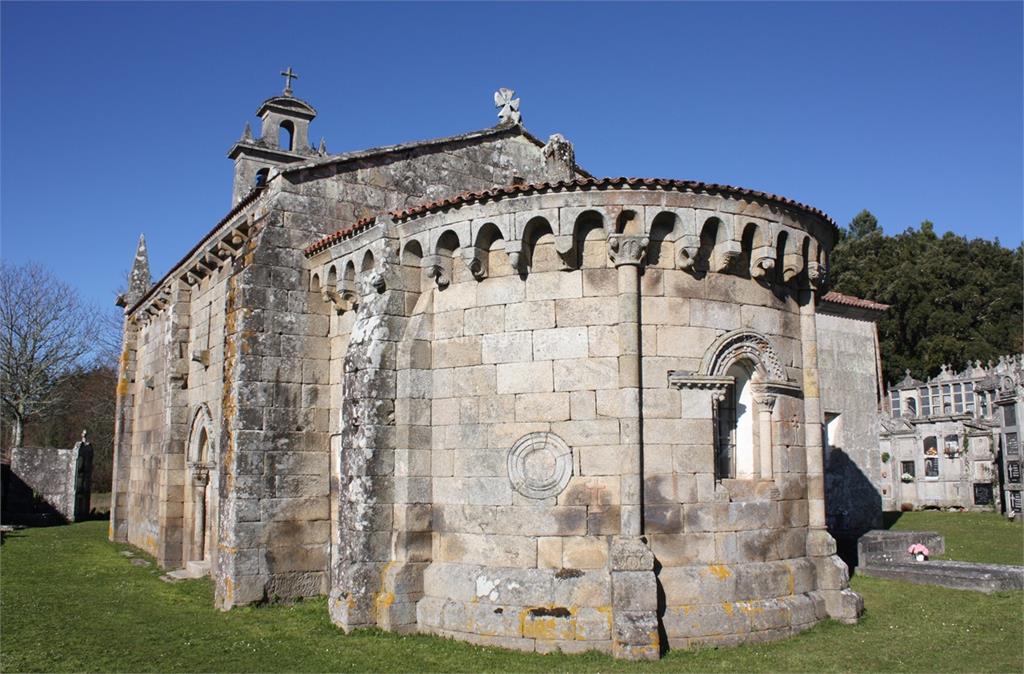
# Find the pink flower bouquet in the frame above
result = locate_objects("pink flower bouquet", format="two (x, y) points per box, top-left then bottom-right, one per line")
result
(907, 543), (930, 560)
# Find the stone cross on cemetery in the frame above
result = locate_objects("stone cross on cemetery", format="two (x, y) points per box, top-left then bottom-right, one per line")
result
(281, 67), (299, 96)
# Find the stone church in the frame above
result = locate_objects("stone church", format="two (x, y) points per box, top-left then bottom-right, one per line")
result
(110, 75), (884, 658)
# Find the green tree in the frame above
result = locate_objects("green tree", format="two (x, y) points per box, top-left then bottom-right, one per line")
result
(845, 209), (881, 240)
(830, 215), (1022, 384)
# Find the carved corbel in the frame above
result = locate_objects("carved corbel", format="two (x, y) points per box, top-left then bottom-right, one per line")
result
(191, 349), (211, 368)
(321, 281), (359, 313)
(714, 240), (742, 273)
(554, 235), (577, 271)
(782, 251), (803, 283)
(423, 254), (451, 289)
(367, 269), (387, 293)
(504, 241), (524, 273)
(807, 261), (827, 289)
(461, 246), (488, 281)
(750, 245), (776, 281)
(675, 233), (700, 270)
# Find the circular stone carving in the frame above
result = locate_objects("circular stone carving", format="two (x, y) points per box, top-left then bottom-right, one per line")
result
(507, 432), (573, 499)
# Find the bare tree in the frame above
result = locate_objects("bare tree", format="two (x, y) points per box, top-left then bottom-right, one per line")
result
(0, 262), (98, 448)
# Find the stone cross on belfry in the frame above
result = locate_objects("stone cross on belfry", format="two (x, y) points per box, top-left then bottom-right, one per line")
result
(281, 67), (299, 96)
(494, 87), (521, 125)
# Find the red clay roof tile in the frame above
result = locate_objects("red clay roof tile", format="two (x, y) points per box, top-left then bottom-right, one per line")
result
(304, 177), (838, 258)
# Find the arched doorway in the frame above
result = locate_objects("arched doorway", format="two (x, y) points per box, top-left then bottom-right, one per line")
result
(185, 406), (216, 574)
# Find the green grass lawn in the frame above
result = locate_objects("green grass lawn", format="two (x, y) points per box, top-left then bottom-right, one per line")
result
(1, 520), (1021, 673)
(886, 510), (1024, 566)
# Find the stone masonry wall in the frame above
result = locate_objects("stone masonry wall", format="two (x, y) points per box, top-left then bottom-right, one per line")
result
(816, 311), (884, 539)
(309, 183), (860, 657)
(213, 130), (554, 608)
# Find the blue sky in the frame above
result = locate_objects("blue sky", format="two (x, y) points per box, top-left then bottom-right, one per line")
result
(2, 1), (1021, 308)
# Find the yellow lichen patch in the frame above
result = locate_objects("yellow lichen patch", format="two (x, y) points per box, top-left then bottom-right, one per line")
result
(787, 569), (795, 595)
(722, 602), (734, 616)
(707, 564), (732, 580)
(117, 380), (130, 396)
(224, 576), (235, 603)
(738, 602), (764, 616)
(374, 592), (395, 615)
(520, 607), (575, 641)
(373, 561), (396, 623)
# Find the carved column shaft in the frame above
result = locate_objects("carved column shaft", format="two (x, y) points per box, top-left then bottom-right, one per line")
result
(610, 234), (648, 536)
(753, 391), (776, 480)
(607, 233), (659, 661)
(799, 291), (826, 529)
(191, 465), (210, 560)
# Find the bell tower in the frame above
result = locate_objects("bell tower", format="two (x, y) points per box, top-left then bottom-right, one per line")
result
(227, 68), (324, 204)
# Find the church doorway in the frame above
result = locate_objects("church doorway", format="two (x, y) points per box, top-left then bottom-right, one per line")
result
(185, 408), (216, 575)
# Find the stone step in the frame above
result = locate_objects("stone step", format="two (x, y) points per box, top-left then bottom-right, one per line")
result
(165, 560), (210, 580)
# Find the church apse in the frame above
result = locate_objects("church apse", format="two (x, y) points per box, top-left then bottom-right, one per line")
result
(306, 179), (862, 657)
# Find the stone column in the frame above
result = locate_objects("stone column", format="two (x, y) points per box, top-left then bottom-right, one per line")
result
(800, 289), (863, 624)
(607, 233), (659, 661)
(191, 464), (210, 561)
(608, 233), (648, 536)
(753, 389), (776, 480)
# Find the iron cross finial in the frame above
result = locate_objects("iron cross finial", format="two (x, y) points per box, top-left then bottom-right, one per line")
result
(281, 67), (299, 96)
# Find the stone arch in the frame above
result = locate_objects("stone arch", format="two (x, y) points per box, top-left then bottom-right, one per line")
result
(614, 209), (642, 235)
(472, 222), (511, 279)
(360, 249), (375, 275)
(188, 404), (215, 463)
(647, 211), (677, 268)
(696, 216), (721, 272)
(400, 239), (425, 295)
(773, 229), (788, 284)
(521, 215), (556, 273)
(278, 120), (295, 151)
(425, 230), (461, 288)
(185, 404), (216, 568)
(738, 222), (761, 279)
(573, 210), (606, 269)
(701, 332), (786, 482)
(700, 329), (787, 382)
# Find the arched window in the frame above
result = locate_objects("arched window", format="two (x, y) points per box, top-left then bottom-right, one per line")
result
(905, 397), (918, 417)
(279, 120), (295, 151)
(254, 168), (270, 187)
(716, 361), (756, 480)
(197, 427), (209, 463)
